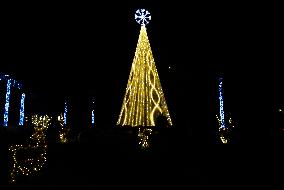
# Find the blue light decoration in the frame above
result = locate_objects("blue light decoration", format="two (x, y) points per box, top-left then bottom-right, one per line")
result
(19, 93), (25, 126)
(14, 80), (22, 90)
(0, 74), (9, 81)
(64, 101), (67, 125)
(4, 79), (12, 127)
(91, 98), (95, 127)
(135, 9), (151, 26)
(218, 77), (226, 130)
(91, 110), (95, 126)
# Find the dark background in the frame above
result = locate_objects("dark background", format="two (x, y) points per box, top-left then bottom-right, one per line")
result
(1, 1), (283, 187)
(2, 1), (283, 140)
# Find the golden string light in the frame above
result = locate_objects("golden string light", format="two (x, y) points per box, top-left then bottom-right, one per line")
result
(117, 25), (172, 127)
(216, 115), (235, 144)
(219, 136), (228, 144)
(138, 128), (153, 149)
(9, 114), (51, 183)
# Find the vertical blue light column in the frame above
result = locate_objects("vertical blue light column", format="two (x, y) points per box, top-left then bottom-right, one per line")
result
(91, 99), (95, 127)
(19, 93), (25, 126)
(3, 79), (12, 127)
(218, 77), (225, 129)
(91, 110), (95, 126)
(64, 100), (67, 125)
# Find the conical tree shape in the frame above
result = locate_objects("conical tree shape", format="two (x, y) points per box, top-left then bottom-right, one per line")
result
(117, 25), (172, 127)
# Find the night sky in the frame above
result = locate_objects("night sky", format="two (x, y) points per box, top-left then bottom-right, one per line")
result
(1, 1), (283, 142)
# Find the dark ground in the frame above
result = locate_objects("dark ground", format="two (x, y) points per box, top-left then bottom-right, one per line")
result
(1, 1), (284, 189)
(1, 127), (283, 189)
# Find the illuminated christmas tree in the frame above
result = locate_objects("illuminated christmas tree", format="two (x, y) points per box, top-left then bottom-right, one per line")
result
(117, 9), (172, 128)
(117, 9), (172, 149)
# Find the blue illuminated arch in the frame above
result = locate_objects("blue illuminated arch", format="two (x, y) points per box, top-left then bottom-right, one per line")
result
(1, 74), (24, 127)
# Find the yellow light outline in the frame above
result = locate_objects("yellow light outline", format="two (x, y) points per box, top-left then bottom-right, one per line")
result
(117, 25), (172, 127)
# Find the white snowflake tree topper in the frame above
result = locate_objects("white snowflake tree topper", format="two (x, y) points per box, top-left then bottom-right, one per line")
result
(135, 9), (151, 26)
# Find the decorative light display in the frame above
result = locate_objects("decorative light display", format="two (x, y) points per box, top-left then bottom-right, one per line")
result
(57, 114), (64, 127)
(9, 114), (51, 183)
(25, 116), (29, 123)
(117, 10), (172, 128)
(1, 74), (23, 127)
(218, 77), (225, 129)
(11, 79), (22, 89)
(217, 77), (228, 144)
(217, 117), (228, 144)
(0, 74), (10, 81)
(64, 100), (67, 125)
(58, 99), (71, 143)
(138, 128), (153, 149)
(219, 136), (228, 144)
(91, 98), (95, 127)
(92, 110), (95, 126)
(135, 9), (151, 26)
(19, 93), (25, 126)
(3, 79), (12, 127)
(216, 77), (235, 144)
(216, 115), (235, 144)
(57, 113), (69, 143)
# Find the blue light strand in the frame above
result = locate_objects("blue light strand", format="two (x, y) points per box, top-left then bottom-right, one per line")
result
(218, 78), (225, 129)
(4, 79), (12, 127)
(0, 75), (22, 89)
(19, 93), (25, 126)
(64, 101), (67, 125)
(91, 110), (95, 126)
(91, 99), (95, 127)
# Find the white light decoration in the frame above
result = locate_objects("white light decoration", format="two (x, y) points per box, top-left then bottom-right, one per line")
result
(4, 79), (12, 126)
(138, 128), (153, 149)
(135, 9), (151, 26)
(19, 93), (25, 126)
